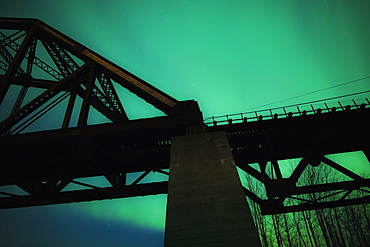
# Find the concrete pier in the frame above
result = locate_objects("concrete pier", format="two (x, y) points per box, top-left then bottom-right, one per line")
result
(164, 131), (261, 246)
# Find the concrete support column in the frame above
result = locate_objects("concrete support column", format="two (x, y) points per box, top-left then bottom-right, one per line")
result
(164, 131), (261, 247)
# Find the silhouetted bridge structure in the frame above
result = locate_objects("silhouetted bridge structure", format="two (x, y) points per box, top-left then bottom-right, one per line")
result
(1, 18), (369, 246)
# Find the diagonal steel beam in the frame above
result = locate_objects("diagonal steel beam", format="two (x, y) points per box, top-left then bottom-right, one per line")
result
(261, 195), (370, 215)
(41, 40), (76, 76)
(0, 75), (129, 123)
(9, 37), (37, 117)
(0, 64), (88, 135)
(234, 156), (271, 184)
(78, 65), (95, 126)
(1, 18), (183, 115)
(0, 26), (34, 104)
(96, 73), (128, 119)
(322, 157), (365, 181)
(0, 181), (168, 209)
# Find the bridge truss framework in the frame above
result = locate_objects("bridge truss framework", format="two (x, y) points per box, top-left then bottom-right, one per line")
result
(1, 18), (370, 244)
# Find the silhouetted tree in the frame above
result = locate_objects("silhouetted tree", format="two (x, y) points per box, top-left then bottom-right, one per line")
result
(245, 159), (370, 246)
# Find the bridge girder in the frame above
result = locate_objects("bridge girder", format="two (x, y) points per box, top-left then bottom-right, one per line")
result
(1, 18), (370, 216)
(214, 106), (370, 214)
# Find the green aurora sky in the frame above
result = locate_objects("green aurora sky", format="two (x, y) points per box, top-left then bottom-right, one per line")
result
(0, 1), (370, 246)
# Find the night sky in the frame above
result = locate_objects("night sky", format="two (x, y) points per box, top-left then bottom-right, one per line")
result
(1, 1), (370, 246)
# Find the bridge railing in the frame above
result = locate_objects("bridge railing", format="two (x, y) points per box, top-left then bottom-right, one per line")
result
(204, 98), (370, 127)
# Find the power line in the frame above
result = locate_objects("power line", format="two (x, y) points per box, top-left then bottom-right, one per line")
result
(204, 89), (370, 122)
(263, 90), (370, 111)
(243, 75), (370, 112)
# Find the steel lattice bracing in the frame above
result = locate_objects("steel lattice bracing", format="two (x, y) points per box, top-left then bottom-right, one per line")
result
(0, 17), (198, 136)
(1, 18), (370, 217)
(211, 103), (370, 214)
(0, 111), (205, 209)
(0, 100), (368, 212)
(0, 18), (203, 209)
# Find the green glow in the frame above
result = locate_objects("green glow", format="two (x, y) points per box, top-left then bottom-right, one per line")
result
(1, 0), (370, 240)
(47, 0), (370, 118)
(84, 195), (167, 231)
(327, 151), (370, 177)
(59, 173), (169, 230)
(2, 1), (369, 118)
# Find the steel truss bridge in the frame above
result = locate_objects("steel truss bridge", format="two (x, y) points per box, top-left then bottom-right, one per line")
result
(0, 18), (369, 216)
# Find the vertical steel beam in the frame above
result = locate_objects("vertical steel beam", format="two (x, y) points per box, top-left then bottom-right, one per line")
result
(25, 36), (37, 75)
(78, 65), (95, 127)
(62, 91), (76, 128)
(165, 131), (261, 247)
(0, 27), (34, 104)
(9, 37), (37, 116)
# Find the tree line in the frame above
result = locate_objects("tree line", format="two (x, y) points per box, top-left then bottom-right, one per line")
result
(245, 161), (370, 246)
